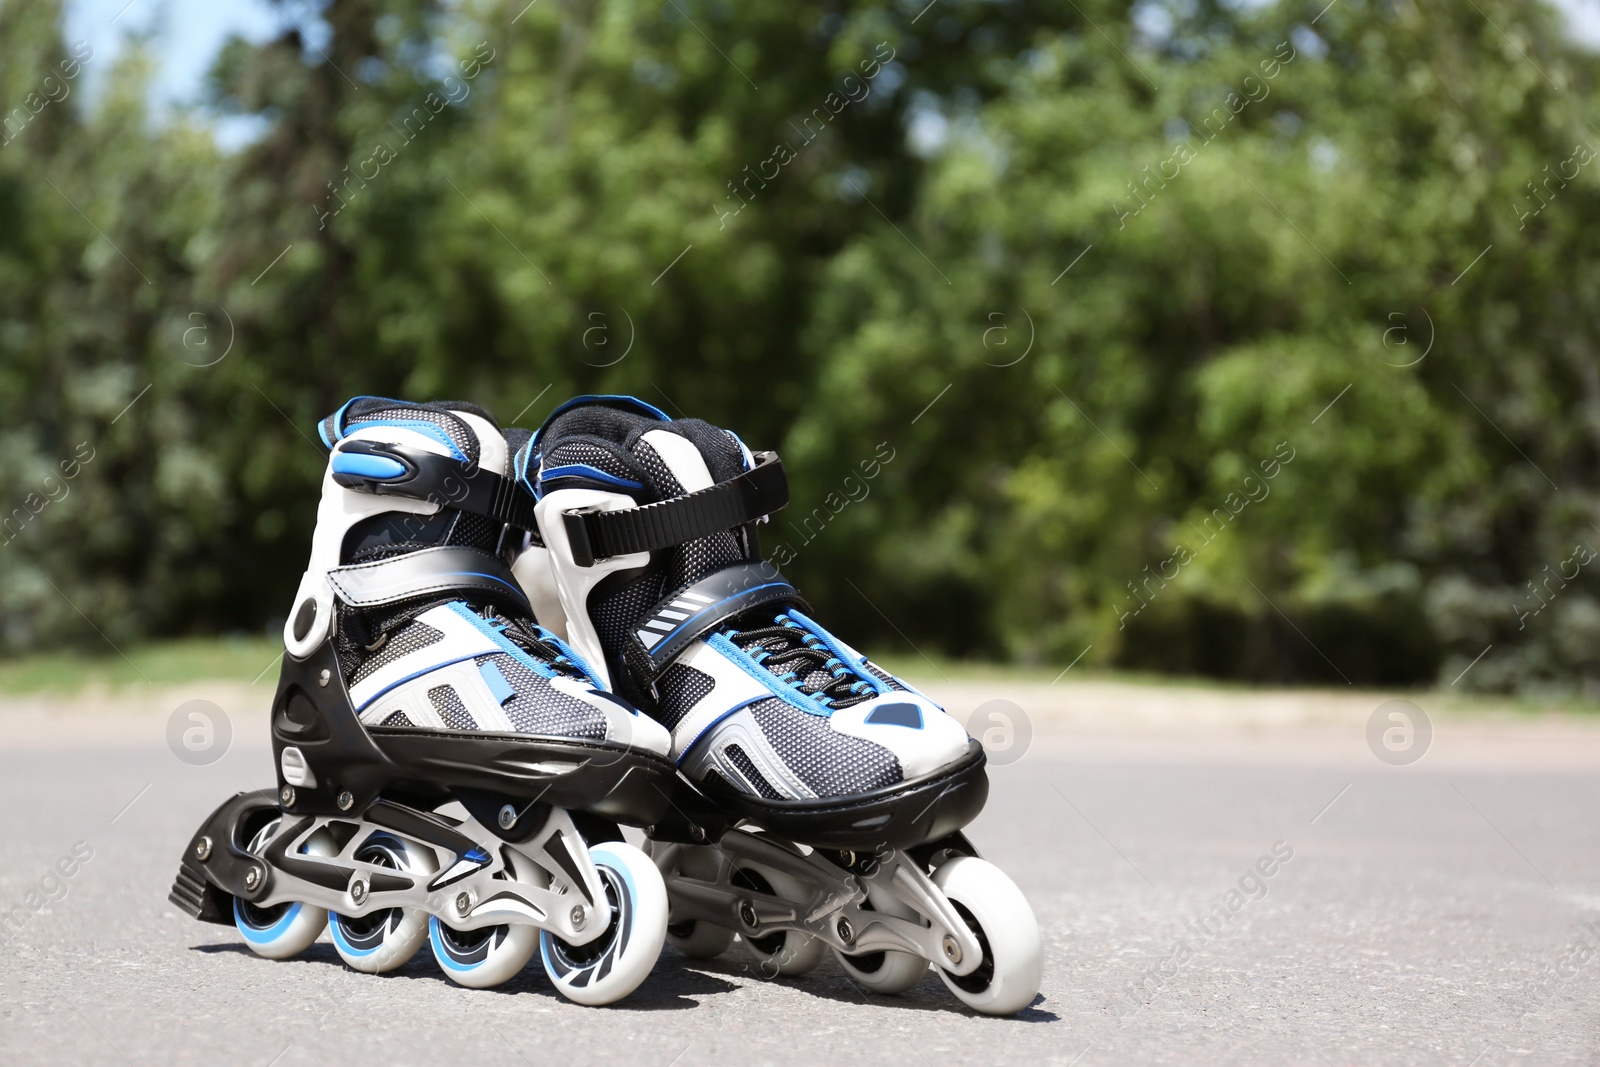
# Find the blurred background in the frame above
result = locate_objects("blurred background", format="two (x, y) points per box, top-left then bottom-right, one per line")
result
(2, 0), (1598, 696)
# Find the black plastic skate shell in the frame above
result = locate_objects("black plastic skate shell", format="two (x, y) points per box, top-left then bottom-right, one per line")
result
(270, 638), (675, 826)
(651, 740), (988, 851)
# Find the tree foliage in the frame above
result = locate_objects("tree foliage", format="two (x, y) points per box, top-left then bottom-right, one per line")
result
(1, 0), (1596, 692)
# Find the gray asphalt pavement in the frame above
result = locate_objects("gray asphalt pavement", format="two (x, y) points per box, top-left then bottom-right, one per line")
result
(2, 702), (1597, 1066)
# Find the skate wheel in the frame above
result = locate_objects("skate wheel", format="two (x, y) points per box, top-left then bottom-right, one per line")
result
(666, 919), (736, 959)
(930, 856), (1043, 1015)
(232, 817), (334, 960)
(732, 864), (826, 978)
(833, 884), (927, 994)
(328, 832), (435, 974)
(430, 918), (539, 988)
(429, 848), (540, 989)
(660, 844), (735, 960)
(836, 947), (928, 993)
(539, 841), (667, 1006)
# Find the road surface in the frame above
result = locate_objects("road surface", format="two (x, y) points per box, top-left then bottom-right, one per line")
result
(1, 678), (1596, 1065)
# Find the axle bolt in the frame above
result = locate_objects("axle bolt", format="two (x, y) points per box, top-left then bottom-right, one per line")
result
(739, 900), (758, 929)
(195, 837), (212, 862)
(336, 790), (355, 811)
(570, 904), (587, 931)
(839, 850), (856, 868)
(942, 934), (962, 965)
(243, 866), (262, 892)
(498, 804), (517, 830)
(690, 825), (708, 844)
(318, 669), (330, 687)
(455, 892), (472, 917)
(836, 917), (855, 945)
(350, 879), (368, 905)
(279, 785), (295, 807)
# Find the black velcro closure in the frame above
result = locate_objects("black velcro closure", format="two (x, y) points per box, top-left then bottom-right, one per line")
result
(327, 547), (531, 613)
(561, 451), (787, 567)
(628, 561), (805, 677)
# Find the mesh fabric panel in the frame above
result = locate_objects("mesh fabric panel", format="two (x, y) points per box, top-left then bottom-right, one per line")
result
(487, 654), (608, 740)
(724, 744), (783, 800)
(543, 440), (641, 485)
(746, 698), (902, 797)
(443, 510), (502, 553)
(347, 402), (478, 464)
(655, 663), (717, 731)
(427, 684), (478, 731)
(349, 619), (445, 686)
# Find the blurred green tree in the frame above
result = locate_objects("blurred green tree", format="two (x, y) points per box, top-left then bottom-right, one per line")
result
(1, 0), (1595, 694)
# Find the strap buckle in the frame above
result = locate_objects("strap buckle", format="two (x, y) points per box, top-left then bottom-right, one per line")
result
(559, 451), (788, 568)
(331, 439), (539, 531)
(561, 507), (605, 568)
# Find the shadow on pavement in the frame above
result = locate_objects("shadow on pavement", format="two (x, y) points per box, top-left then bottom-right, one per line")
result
(187, 940), (738, 1010)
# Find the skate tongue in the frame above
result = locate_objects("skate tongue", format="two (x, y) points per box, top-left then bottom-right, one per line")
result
(724, 610), (879, 709)
(534, 396), (750, 506)
(623, 420), (750, 504)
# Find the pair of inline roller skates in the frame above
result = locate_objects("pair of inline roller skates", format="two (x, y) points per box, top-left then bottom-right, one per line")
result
(170, 394), (1042, 1013)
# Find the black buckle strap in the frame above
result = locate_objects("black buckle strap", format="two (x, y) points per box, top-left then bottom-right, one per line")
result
(332, 440), (539, 531)
(327, 546), (532, 612)
(561, 451), (787, 567)
(625, 561), (806, 680)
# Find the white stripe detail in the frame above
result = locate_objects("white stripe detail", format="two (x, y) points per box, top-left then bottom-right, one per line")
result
(666, 641), (770, 759)
(682, 592), (715, 604)
(348, 604), (501, 711)
(644, 619), (675, 632)
(358, 657), (516, 732)
(638, 631), (663, 650)
(659, 609), (690, 621)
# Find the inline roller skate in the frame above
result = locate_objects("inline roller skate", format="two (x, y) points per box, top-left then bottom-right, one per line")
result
(513, 394), (1043, 1015)
(168, 397), (676, 1006)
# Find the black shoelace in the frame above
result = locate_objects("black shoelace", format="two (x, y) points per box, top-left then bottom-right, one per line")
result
(482, 609), (594, 682)
(725, 612), (878, 709)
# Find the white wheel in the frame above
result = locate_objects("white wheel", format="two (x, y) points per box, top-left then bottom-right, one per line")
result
(930, 856), (1043, 1015)
(661, 844), (736, 960)
(539, 841), (667, 1005)
(328, 831), (436, 974)
(833, 883), (927, 994)
(232, 817), (334, 960)
(430, 848), (541, 989)
(732, 863), (826, 978)
(668, 919), (736, 959)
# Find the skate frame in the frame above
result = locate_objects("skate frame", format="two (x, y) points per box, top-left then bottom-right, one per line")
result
(652, 829), (984, 975)
(247, 802), (613, 945)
